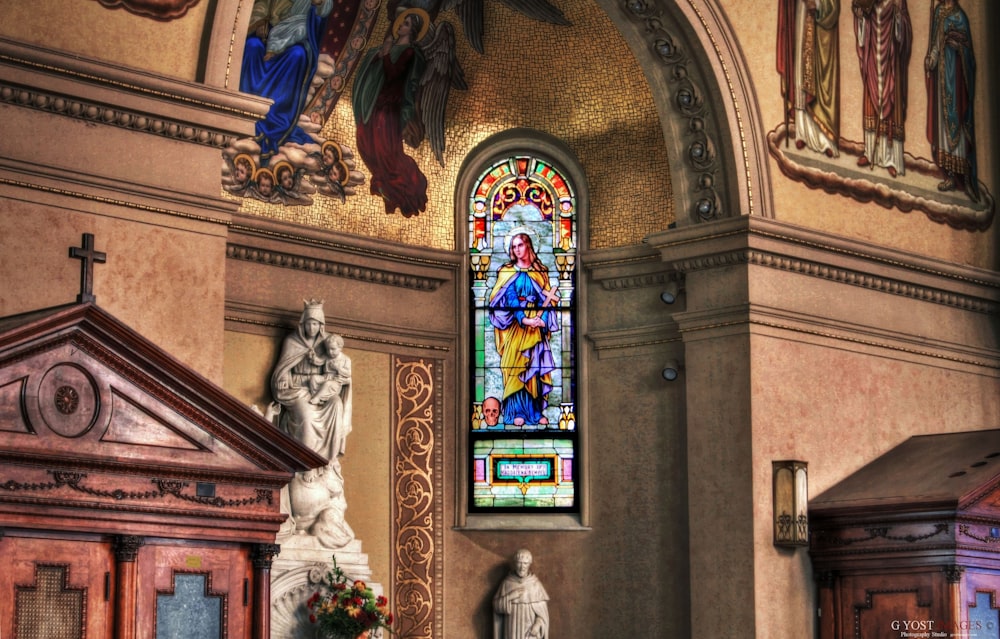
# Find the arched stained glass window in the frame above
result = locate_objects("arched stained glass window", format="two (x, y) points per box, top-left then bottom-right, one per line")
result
(469, 155), (578, 512)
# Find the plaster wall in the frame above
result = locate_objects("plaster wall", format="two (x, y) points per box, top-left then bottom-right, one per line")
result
(0, 0), (207, 81)
(750, 332), (1000, 639)
(648, 213), (1000, 638)
(0, 202), (227, 382)
(739, 235), (1000, 638)
(0, 96), (232, 199)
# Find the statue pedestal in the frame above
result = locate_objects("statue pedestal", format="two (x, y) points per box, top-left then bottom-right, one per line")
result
(271, 535), (381, 639)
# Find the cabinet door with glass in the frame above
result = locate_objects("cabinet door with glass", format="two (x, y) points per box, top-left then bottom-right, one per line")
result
(137, 541), (251, 639)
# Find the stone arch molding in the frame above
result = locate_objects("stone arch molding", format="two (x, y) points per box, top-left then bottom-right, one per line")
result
(600, 0), (773, 225)
(203, 0), (771, 225)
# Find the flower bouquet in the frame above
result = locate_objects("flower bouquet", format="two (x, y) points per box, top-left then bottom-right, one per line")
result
(307, 558), (394, 639)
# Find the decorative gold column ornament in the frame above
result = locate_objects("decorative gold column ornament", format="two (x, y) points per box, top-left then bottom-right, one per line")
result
(470, 254), (492, 281)
(392, 357), (442, 638)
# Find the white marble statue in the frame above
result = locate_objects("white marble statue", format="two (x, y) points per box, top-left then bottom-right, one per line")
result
(493, 549), (550, 639)
(269, 299), (354, 548)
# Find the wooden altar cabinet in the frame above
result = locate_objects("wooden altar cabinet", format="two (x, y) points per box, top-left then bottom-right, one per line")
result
(809, 429), (1000, 639)
(0, 301), (326, 639)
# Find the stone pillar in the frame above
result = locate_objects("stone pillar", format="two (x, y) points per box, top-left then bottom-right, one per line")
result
(673, 285), (756, 638)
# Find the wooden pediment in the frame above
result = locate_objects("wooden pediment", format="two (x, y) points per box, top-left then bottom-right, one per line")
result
(0, 302), (325, 541)
(810, 429), (1000, 570)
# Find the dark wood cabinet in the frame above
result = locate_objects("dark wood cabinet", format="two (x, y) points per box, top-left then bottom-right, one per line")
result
(810, 430), (1000, 639)
(0, 303), (325, 639)
(0, 534), (115, 639)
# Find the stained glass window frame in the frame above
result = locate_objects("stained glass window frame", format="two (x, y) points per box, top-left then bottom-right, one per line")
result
(467, 153), (579, 514)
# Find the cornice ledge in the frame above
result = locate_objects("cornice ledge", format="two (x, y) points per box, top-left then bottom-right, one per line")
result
(646, 216), (1000, 314)
(225, 301), (454, 353)
(672, 302), (1000, 370)
(0, 36), (269, 147)
(0, 157), (237, 226)
(671, 303), (752, 338)
(227, 213), (458, 291)
(585, 321), (681, 358)
(582, 243), (677, 290)
(746, 303), (1000, 371)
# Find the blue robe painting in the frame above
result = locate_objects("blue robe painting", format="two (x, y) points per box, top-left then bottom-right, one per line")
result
(240, 0), (333, 163)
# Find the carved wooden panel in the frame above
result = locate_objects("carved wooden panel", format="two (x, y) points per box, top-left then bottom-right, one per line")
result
(0, 535), (113, 639)
(0, 304), (323, 543)
(137, 542), (250, 639)
(0, 340), (263, 473)
(811, 431), (1000, 639)
(840, 575), (940, 639)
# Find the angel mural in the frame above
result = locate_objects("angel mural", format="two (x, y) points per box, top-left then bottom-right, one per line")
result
(226, 0), (570, 210)
(353, 6), (471, 216)
(350, 0), (569, 217)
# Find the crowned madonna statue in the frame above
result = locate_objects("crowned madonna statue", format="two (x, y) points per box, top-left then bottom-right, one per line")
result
(265, 300), (380, 639)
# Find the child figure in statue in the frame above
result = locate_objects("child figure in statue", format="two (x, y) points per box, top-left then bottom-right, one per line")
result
(309, 334), (352, 405)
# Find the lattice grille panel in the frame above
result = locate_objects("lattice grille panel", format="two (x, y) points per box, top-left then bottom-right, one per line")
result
(15, 565), (85, 639)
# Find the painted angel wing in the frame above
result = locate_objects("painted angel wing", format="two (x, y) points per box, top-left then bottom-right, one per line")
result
(441, 0), (570, 53)
(414, 20), (468, 166)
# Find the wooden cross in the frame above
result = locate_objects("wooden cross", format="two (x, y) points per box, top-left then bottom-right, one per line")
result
(69, 233), (106, 303)
(541, 284), (561, 307)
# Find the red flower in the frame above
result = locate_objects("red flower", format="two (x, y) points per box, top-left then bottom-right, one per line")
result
(309, 614), (317, 624)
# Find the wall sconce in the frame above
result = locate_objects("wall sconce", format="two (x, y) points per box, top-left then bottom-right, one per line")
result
(772, 460), (808, 547)
(661, 359), (681, 381)
(660, 280), (681, 304)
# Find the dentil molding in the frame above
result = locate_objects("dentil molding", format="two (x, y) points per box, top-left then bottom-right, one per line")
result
(640, 216), (1000, 314)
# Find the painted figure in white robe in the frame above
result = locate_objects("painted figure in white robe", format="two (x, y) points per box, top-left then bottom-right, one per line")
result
(852, 0), (912, 177)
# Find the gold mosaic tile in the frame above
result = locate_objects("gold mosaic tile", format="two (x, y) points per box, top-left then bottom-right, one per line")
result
(238, 0), (673, 250)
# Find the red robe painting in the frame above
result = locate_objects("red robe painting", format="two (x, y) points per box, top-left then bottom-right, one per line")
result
(852, 0), (912, 178)
(351, 10), (429, 217)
